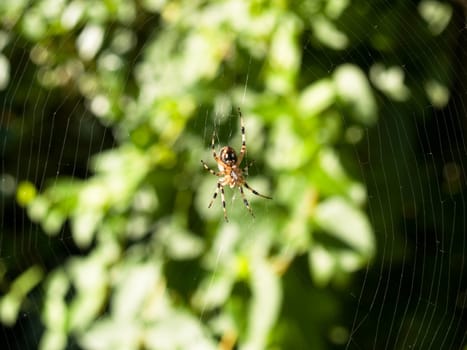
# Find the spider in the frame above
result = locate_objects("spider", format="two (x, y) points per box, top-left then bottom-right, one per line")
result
(201, 107), (272, 222)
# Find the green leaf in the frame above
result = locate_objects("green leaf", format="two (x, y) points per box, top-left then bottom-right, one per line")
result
(418, 0), (452, 35)
(308, 244), (335, 286)
(16, 181), (37, 207)
(79, 318), (140, 350)
(71, 210), (103, 248)
(69, 291), (107, 332)
(0, 265), (44, 326)
(242, 260), (281, 350)
(266, 14), (302, 93)
(144, 312), (218, 350)
(159, 225), (205, 260)
(112, 262), (163, 320)
(314, 197), (375, 258)
(369, 63), (410, 101)
(192, 273), (235, 312)
(298, 78), (336, 118)
(39, 330), (67, 350)
(311, 15), (349, 50)
(334, 64), (377, 125)
(266, 116), (309, 170)
(0, 294), (21, 326)
(42, 270), (69, 333)
(67, 258), (108, 331)
(312, 148), (367, 205)
(0, 53), (10, 89)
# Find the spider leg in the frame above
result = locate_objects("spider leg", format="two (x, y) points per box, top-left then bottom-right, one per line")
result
(239, 186), (255, 218)
(237, 107), (246, 165)
(208, 182), (220, 208)
(208, 182), (229, 222)
(201, 160), (222, 176)
(220, 184), (228, 222)
(242, 160), (255, 176)
(211, 131), (220, 162)
(244, 182), (272, 199)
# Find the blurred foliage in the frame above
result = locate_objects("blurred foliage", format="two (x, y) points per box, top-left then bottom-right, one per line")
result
(0, 0), (465, 349)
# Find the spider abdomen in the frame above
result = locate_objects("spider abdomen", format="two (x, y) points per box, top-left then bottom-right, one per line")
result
(221, 169), (244, 188)
(219, 146), (238, 166)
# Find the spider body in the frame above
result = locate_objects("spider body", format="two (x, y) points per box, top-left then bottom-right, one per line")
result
(217, 149), (243, 188)
(219, 146), (238, 167)
(201, 108), (272, 222)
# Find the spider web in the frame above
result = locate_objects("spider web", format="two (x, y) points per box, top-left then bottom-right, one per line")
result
(0, 1), (466, 350)
(345, 15), (467, 350)
(0, 27), (114, 350)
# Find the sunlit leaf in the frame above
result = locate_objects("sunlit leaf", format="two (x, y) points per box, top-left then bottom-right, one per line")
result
(308, 244), (335, 286)
(113, 263), (162, 320)
(425, 79), (450, 108)
(314, 197), (375, 258)
(39, 330), (67, 350)
(334, 64), (377, 125)
(266, 116), (309, 170)
(242, 260), (281, 350)
(266, 14), (301, 93)
(0, 54), (10, 90)
(21, 10), (47, 39)
(42, 270), (69, 333)
(311, 15), (349, 50)
(192, 273), (235, 312)
(71, 210), (103, 248)
(77, 24), (104, 61)
(60, 0), (85, 29)
(309, 244), (368, 286)
(27, 196), (50, 222)
(325, 0), (350, 19)
(312, 148), (366, 205)
(370, 63), (410, 101)
(298, 78), (336, 117)
(42, 209), (66, 235)
(16, 181), (37, 206)
(79, 318), (140, 350)
(69, 291), (107, 331)
(144, 312), (218, 350)
(0, 294), (21, 326)
(158, 225), (205, 260)
(418, 0), (452, 35)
